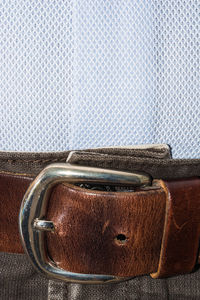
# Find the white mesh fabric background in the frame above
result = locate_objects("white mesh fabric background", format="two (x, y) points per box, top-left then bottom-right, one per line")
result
(0, 0), (199, 157)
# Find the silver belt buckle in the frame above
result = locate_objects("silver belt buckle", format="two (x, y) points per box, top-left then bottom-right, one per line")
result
(19, 163), (151, 284)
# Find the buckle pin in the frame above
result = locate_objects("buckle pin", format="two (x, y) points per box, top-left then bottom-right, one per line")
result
(34, 219), (55, 232)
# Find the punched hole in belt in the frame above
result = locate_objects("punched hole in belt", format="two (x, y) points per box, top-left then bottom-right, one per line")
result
(114, 234), (127, 245)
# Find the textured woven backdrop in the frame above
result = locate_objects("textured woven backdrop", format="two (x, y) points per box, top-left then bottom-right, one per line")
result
(0, 0), (199, 157)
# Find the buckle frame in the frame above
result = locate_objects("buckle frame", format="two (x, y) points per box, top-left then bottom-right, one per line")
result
(19, 163), (151, 284)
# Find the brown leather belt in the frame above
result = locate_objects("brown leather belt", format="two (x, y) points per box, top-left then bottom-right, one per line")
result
(1, 145), (200, 283)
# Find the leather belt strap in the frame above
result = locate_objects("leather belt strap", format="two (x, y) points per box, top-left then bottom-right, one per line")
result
(46, 180), (165, 277)
(151, 178), (200, 278)
(1, 170), (200, 279)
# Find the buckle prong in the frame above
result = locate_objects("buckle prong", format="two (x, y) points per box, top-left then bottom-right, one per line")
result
(34, 219), (55, 232)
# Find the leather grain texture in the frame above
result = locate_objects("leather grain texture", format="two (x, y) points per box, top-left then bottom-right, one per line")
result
(0, 173), (32, 253)
(151, 178), (200, 278)
(46, 182), (166, 277)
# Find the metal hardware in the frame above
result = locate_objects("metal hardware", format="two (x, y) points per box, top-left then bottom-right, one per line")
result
(34, 219), (55, 232)
(19, 163), (151, 284)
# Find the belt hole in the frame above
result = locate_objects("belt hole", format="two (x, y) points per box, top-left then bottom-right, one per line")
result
(114, 234), (127, 245)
